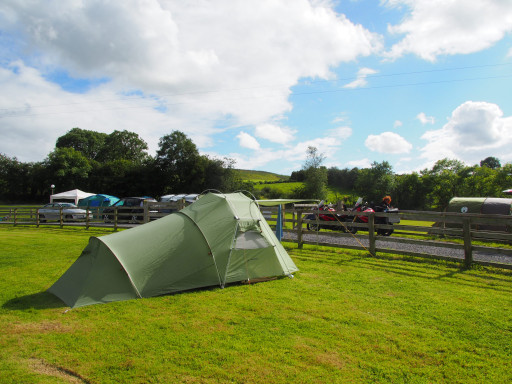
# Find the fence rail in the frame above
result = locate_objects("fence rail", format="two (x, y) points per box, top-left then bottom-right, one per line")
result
(278, 206), (512, 270)
(2, 202), (512, 270)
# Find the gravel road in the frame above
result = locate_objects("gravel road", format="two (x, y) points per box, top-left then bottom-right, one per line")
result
(283, 231), (512, 267)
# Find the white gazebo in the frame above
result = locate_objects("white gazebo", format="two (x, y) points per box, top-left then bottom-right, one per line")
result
(50, 189), (95, 205)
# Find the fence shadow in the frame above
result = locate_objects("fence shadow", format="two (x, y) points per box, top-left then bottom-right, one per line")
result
(3, 291), (65, 311)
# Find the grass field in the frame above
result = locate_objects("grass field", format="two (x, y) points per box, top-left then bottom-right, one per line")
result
(1, 226), (511, 383)
(235, 169), (289, 182)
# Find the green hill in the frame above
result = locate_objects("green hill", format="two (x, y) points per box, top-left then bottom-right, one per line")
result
(235, 169), (289, 182)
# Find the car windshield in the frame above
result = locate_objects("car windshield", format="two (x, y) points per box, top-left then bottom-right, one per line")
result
(114, 199), (141, 207)
(59, 203), (76, 208)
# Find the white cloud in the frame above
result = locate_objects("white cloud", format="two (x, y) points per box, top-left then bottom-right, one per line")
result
(346, 158), (372, 168)
(365, 131), (413, 154)
(0, 0), (383, 162)
(384, 0), (512, 61)
(0, 62), (177, 161)
(420, 101), (512, 164)
(236, 131), (260, 150)
(416, 112), (435, 125)
(344, 67), (378, 88)
(394, 120), (403, 128)
(254, 124), (296, 144)
(329, 126), (352, 140)
(223, 126), (353, 170)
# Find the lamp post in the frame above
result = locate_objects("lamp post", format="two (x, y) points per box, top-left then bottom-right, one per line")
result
(50, 184), (55, 202)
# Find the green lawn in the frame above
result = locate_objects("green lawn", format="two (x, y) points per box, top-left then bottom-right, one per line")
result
(1, 226), (511, 383)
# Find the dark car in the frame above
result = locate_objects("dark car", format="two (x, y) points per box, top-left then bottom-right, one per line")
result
(103, 197), (157, 223)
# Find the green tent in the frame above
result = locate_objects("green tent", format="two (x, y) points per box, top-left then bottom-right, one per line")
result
(48, 192), (298, 308)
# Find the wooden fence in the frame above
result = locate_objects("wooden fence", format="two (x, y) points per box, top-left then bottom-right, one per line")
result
(262, 205), (512, 270)
(2, 202), (512, 270)
(0, 201), (185, 231)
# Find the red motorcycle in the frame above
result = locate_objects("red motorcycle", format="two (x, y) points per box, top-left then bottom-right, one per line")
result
(305, 198), (399, 236)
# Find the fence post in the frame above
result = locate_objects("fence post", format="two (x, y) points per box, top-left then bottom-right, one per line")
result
(463, 218), (473, 268)
(368, 213), (376, 256)
(86, 207), (90, 229)
(36, 208), (40, 227)
(114, 207), (118, 231)
(59, 208), (64, 228)
(297, 210), (303, 249)
(143, 201), (149, 224)
(275, 205), (283, 241)
(14, 208), (18, 226)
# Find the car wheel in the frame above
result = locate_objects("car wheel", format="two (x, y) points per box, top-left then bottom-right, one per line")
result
(345, 224), (357, 234)
(307, 222), (320, 231)
(65, 214), (73, 221)
(377, 228), (394, 236)
(39, 214), (46, 223)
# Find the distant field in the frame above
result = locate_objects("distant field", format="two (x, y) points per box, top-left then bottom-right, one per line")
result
(254, 182), (356, 202)
(254, 181), (303, 194)
(1, 226), (511, 383)
(235, 169), (289, 182)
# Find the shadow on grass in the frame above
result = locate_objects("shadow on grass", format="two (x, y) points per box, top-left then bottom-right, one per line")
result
(291, 247), (512, 293)
(3, 291), (66, 310)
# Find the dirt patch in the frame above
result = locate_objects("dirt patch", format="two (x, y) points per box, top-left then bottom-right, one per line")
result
(28, 358), (91, 384)
(7, 321), (71, 335)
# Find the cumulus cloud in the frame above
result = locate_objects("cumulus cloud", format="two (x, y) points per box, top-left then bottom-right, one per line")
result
(237, 131), (260, 150)
(0, 62), (176, 161)
(416, 112), (435, 125)
(346, 158), (372, 168)
(255, 124), (296, 144)
(384, 0), (512, 61)
(420, 101), (512, 164)
(344, 67), (378, 88)
(365, 132), (413, 154)
(329, 126), (352, 140)
(0, 0), (383, 161)
(225, 126), (353, 170)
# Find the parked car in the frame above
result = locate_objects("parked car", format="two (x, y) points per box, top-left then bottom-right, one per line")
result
(38, 202), (92, 222)
(103, 197), (157, 223)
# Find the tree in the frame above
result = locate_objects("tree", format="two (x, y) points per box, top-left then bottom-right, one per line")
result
(420, 158), (469, 210)
(354, 161), (395, 204)
(44, 147), (92, 192)
(394, 172), (427, 210)
(480, 156), (501, 169)
(328, 167), (359, 191)
(155, 131), (201, 194)
(298, 146), (328, 200)
(56, 128), (107, 161)
(97, 130), (149, 164)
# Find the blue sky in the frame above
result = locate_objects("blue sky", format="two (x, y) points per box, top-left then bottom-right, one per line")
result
(1, 0), (511, 175)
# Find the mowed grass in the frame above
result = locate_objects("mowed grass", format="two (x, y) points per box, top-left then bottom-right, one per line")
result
(1, 226), (512, 383)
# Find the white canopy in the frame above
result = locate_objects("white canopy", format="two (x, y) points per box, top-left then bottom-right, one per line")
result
(50, 189), (95, 205)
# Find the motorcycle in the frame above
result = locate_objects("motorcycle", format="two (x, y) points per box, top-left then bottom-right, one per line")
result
(305, 198), (399, 236)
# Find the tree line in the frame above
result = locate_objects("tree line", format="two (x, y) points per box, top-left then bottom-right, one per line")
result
(291, 155), (512, 210)
(0, 128), (243, 203)
(1, 127), (511, 211)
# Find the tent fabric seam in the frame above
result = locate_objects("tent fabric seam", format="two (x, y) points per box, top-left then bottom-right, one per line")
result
(176, 211), (223, 287)
(96, 237), (143, 299)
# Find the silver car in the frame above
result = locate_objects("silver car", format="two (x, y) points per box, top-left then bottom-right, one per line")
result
(38, 202), (91, 222)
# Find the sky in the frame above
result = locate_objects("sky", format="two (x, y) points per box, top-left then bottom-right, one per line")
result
(1, 0), (512, 175)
